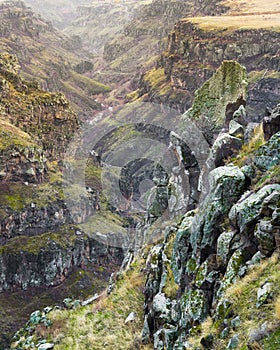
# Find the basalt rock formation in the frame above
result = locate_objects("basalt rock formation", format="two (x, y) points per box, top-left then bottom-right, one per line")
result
(136, 5), (280, 116)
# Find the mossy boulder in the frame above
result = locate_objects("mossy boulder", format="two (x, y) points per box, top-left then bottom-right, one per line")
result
(192, 165), (246, 251)
(229, 184), (280, 236)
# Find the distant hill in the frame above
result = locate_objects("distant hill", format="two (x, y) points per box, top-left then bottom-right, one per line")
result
(0, 0), (112, 119)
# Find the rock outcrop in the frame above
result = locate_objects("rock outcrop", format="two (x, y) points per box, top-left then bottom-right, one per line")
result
(137, 10), (280, 116)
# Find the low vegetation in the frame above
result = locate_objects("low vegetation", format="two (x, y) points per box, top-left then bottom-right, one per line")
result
(16, 259), (153, 350)
(188, 254), (280, 349)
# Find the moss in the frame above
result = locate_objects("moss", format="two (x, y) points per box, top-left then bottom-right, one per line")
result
(144, 68), (166, 90)
(0, 180), (64, 216)
(254, 165), (280, 190)
(0, 118), (34, 151)
(70, 71), (112, 95)
(80, 211), (127, 236)
(162, 232), (179, 299)
(231, 124), (265, 167)
(186, 60), (247, 128)
(126, 89), (139, 102)
(0, 226), (77, 255)
(263, 327), (280, 349)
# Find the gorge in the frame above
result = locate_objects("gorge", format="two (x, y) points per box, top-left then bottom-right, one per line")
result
(0, 0), (279, 349)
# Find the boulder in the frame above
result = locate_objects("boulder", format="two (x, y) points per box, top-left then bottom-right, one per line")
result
(254, 132), (280, 171)
(254, 219), (276, 255)
(232, 105), (247, 126)
(38, 343), (54, 350)
(194, 165), (246, 250)
(229, 185), (280, 236)
(256, 282), (273, 307)
(125, 311), (137, 324)
(210, 133), (243, 167)
(229, 120), (244, 138)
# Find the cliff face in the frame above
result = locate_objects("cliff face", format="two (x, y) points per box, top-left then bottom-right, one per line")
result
(0, 52), (124, 348)
(88, 0), (226, 88)
(10, 89), (280, 350)
(137, 10), (280, 117)
(0, 52), (78, 186)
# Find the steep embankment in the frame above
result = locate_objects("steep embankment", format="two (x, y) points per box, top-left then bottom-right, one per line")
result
(0, 52), (125, 348)
(87, 0), (227, 91)
(135, 0), (280, 116)
(0, 0), (112, 119)
(10, 60), (280, 349)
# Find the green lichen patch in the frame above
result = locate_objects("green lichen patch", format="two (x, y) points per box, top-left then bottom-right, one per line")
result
(0, 226), (77, 255)
(185, 60), (247, 133)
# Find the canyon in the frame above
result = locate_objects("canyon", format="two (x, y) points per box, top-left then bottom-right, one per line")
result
(0, 0), (279, 349)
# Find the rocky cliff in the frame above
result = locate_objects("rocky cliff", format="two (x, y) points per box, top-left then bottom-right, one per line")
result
(9, 55), (280, 348)
(0, 0), (112, 120)
(136, 3), (280, 117)
(0, 51), (124, 348)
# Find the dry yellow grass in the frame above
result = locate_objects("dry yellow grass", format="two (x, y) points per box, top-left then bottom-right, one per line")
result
(186, 13), (280, 33)
(221, 0), (280, 14)
(275, 296), (280, 320)
(184, 0), (280, 33)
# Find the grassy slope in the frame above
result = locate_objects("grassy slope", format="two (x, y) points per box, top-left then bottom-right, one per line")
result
(12, 260), (153, 350)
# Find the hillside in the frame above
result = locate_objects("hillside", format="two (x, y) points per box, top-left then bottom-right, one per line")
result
(134, 0), (280, 117)
(9, 72), (280, 350)
(63, 0), (153, 55)
(0, 0), (112, 120)
(0, 0), (279, 349)
(25, 0), (92, 29)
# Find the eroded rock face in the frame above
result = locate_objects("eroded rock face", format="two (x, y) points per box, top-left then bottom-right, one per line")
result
(138, 16), (279, 116)
(0, 227), (124, 292)
(263, 104), (280, 141)
(141, 124), (280, 348)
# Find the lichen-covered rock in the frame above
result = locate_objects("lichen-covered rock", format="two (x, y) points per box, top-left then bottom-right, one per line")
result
(184, 61), (248, 144)
(229, 185), (280, 235)
(210, 133), (243, 167)
(217, 231), (236, 265)
(171, 212), (195, 284)
(229, 120), (244, 138)
(222, 250), (246, 289)
(193, 165), (246, 251)
(256, 282), (273, 307)
(180, 289), (208, 325)
(232, 105), (248, 126)
(255, 219), (276, 255)
(254, 132), (280, 172)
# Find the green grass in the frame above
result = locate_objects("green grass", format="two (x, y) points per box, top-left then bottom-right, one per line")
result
(0, 226), (77, 255)
(70, 71), (112, 95)
(0, 118), (34, 151)
(28, 260), (153, 350)
(231, 124), (265, 167)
